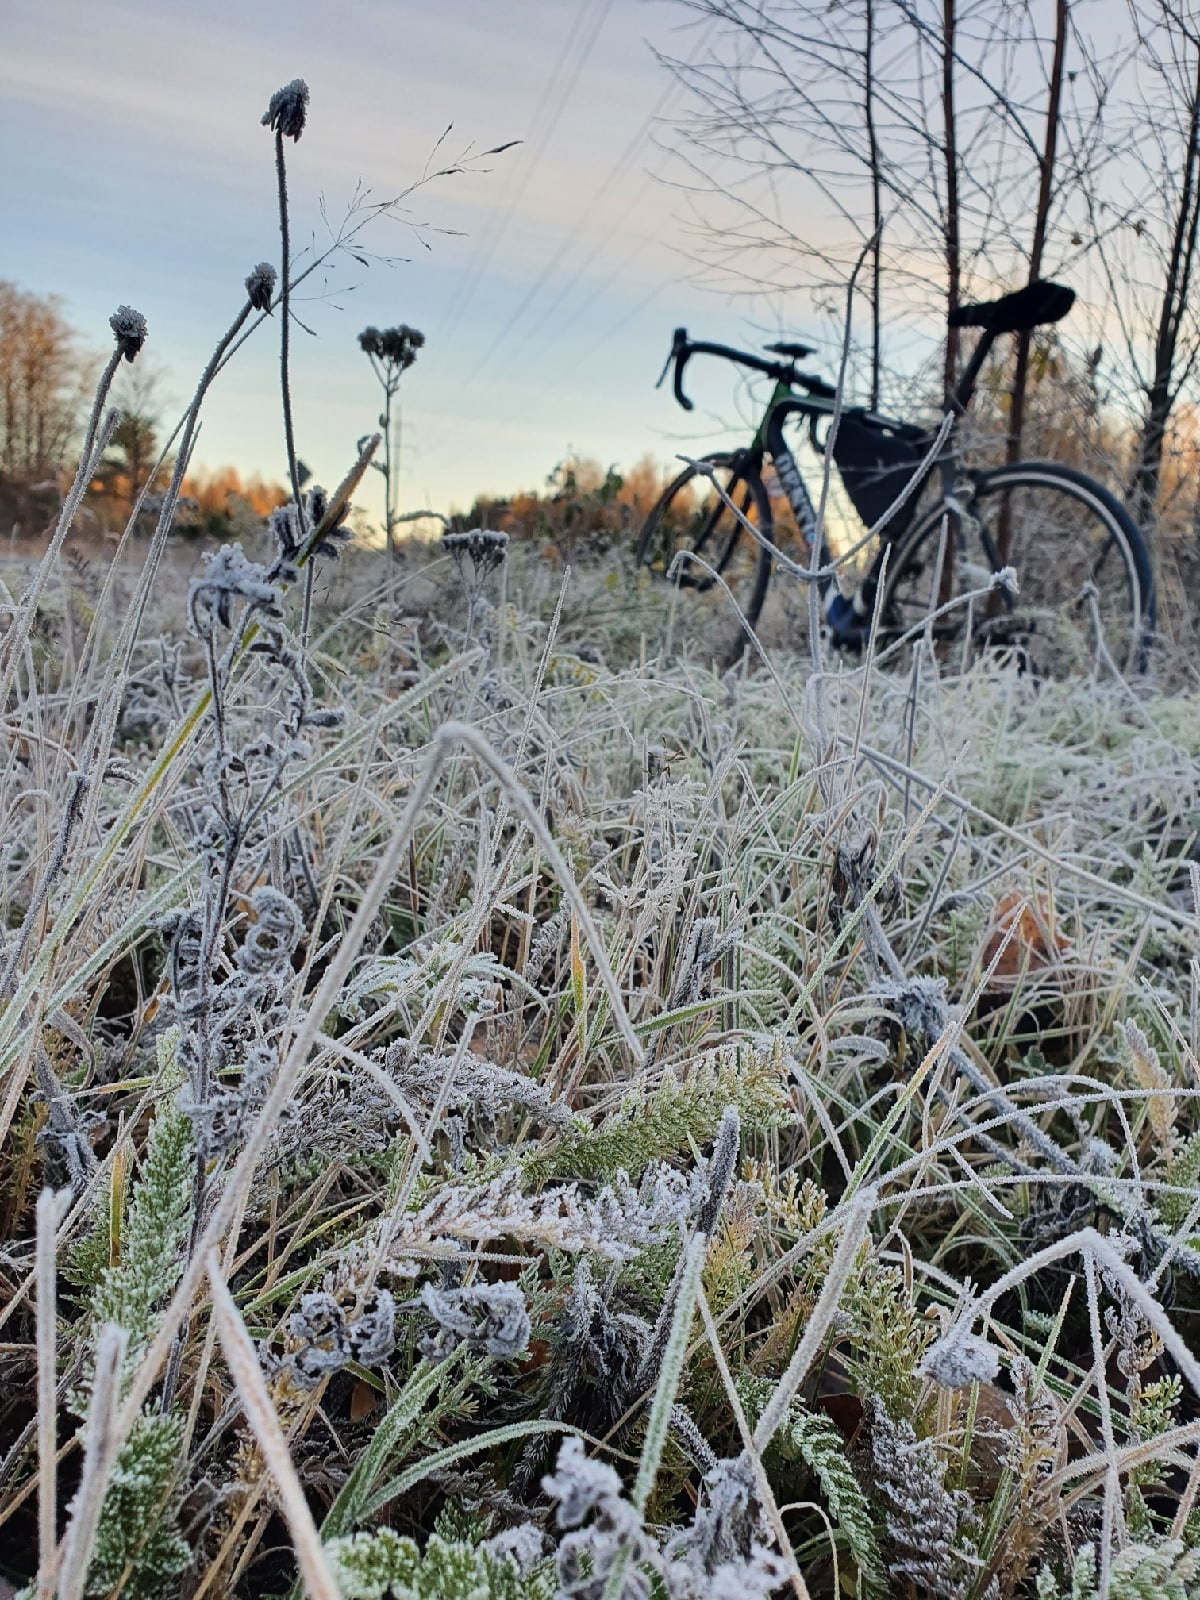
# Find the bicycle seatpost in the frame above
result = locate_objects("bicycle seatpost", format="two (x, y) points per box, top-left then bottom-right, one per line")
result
(950, 324), (999, 414)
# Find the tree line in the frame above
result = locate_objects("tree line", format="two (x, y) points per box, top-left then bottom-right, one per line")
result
(0, 281), (287, 541)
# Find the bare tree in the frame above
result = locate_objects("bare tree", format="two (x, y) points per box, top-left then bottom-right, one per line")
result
(659, 0), (1093, 415)
(1121, 0), (1200, 536)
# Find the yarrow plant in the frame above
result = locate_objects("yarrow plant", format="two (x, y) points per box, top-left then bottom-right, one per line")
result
(359, 322), (426, 559)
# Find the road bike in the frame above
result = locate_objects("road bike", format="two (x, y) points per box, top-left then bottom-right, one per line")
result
(635, 281), (1155, 676)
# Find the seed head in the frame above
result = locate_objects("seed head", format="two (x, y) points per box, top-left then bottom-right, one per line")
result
(262, 78), (309, 141)
(109, 306), (147, 363)
(245, 262), (277, 311)
(358, 323), (425, 372)
(441, 527), (509, 580)
(921, 1325), (999, 1390)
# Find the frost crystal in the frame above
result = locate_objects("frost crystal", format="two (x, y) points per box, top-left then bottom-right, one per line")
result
(110, 305), (147, 362)
(482, 1523), (546, 1573)
(385, 1043), (578, 1137)
(544, 1437), (655, 1600)
(262, 78), (309, 140)
(236, 886), (303, 975)
(544, 1436), (626, 1530)
(245, 262), (277, 311)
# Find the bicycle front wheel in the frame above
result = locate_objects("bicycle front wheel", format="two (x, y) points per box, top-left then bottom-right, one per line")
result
(635, 451), (774, 652)
(877, 461), (1155, 676)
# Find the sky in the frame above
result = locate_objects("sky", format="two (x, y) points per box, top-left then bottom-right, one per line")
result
(0, 0), (836, 527)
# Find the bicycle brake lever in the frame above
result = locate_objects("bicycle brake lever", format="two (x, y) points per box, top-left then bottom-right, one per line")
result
(655, 349), (674, 390)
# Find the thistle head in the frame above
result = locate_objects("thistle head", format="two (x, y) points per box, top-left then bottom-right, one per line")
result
(262, 78), (309, 141)
(109, 305), (147, 363)
(245, 262), (277, 312)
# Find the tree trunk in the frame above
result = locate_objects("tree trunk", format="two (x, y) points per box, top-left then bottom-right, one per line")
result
(942, 0), (961, 397)
(1128, 41), (1200, 537)
(997, 0), (1069, 566)
(1005, 0), (1068, 472)
(865, 0), (883, 410)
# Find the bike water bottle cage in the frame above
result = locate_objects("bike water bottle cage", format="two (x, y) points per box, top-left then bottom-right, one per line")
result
(950, 280), (1075, 334)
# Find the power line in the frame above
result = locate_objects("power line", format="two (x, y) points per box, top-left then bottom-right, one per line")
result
(437, 0), (616, 347)
(437, 3), (598, 338)
(462, 31), (705, 384)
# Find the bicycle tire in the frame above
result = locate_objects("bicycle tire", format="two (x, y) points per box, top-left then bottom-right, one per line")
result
(635, 451), (774, 648)
(875, 460), (1155, 677)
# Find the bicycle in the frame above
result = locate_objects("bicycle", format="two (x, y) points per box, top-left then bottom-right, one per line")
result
(635, 281), (1155, 677)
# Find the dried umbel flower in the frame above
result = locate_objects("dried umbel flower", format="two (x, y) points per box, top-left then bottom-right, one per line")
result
(441, 527), (510, 640)
(358, 323), (425, 371)
(262, 78), (309, 141)
(245, 262), (277, 311)
(110, 305), (148, 363)
(442, 527), (510, 581)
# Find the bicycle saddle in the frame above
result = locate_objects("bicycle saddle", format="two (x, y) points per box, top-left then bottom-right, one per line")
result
(950, 279), (1075, 334)
(764, 340), (816, 359)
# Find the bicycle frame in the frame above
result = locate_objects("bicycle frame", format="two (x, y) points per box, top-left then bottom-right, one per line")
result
(756, 321), (1005, 602)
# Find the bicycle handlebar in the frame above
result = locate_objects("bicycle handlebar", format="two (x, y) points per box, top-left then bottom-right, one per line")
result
(661, 280), (1076, 417)
(657, 328), (832, 412)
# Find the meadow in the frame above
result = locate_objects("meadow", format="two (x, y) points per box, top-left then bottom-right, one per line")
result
(5, 75), (1200, 1600)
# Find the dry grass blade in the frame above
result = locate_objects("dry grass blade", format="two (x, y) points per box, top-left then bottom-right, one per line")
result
(36, 1187), (69, 1600)
(56, 1324), (127, 1600)
(206, 1251), (339, 1600)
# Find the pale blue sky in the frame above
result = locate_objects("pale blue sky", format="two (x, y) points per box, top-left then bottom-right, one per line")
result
(0, 0), (838, 523)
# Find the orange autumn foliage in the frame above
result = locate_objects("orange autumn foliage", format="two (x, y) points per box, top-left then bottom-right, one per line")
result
(184, 465), (289, 519)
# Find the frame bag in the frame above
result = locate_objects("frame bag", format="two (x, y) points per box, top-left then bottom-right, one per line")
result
(831, 412), (929, 539)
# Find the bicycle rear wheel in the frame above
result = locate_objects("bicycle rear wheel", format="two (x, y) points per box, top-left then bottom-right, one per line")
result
(635, 452), (774, 653)
(876, 461), (1155, 676)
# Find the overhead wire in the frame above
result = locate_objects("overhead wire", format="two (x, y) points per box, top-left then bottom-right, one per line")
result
(437, 0), (616, 348)
(462, 22), (713, 384)
(436, 2), (597, 338)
